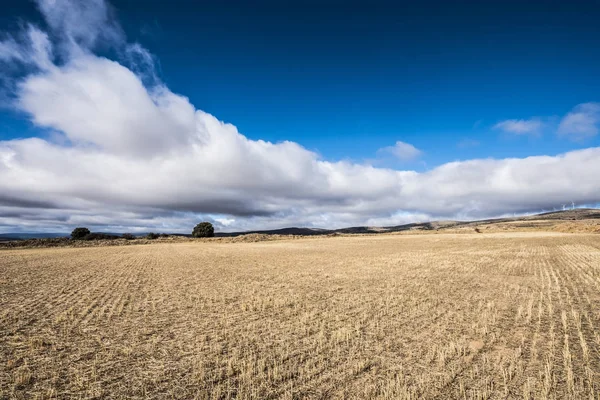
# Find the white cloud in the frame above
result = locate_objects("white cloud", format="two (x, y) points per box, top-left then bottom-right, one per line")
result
(557, 102), (600, 141)
(0, 25), (53, 70)
(1, 0), (600, 233)
(18, 56), (196, 157)
(36, 0), (124, 56)
(378, 141), (422, 161)
(493, 118), (543, 135)
(0, 36), (25, 63)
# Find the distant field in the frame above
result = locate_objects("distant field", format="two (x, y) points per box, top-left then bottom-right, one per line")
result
(1, 233), (600, 399)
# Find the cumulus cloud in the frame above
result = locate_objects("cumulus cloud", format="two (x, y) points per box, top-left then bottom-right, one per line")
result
(493, 118), (543, 135)
(378, 141), (422, 161)
(18, 56), (196, 157)
(1, 0), (600, 233)
(558, 102), (600, 141)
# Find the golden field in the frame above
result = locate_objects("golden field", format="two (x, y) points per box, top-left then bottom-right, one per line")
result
(1, 232), (600, 399)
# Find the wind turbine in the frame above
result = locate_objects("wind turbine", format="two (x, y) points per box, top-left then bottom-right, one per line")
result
(562, 204), (567, 211)
(571, 201), (575, 210)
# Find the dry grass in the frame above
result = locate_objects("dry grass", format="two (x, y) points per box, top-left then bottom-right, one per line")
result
(447, 220), (600, 235)
(0, 233), (303, 250)
(1, 232), (600, 399)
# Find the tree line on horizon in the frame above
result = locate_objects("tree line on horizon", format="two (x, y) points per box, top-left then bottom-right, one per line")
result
(70, 222), (215, 241)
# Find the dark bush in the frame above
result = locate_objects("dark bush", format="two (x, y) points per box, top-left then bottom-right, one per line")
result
(122, 233), (135, 240)
(192, 222), (215, 238)
(159, 233), (169, 238)
(71, 227), (90, 240)
(146, 232), (159, 240)
(83, 233), (120, 241)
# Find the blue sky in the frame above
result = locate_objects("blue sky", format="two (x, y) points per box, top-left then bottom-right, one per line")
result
(0, 0), (599, 232)
(85, 0), (600, 163)
(3, 0), (600, 165)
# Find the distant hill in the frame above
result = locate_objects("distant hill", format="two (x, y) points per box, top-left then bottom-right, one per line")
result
(215, 227), (329, 237)
(218, 208), (600, 236)
(0, 236), (21, 242)
(2, 208), (598, 242)
(0, 232), (68, 241)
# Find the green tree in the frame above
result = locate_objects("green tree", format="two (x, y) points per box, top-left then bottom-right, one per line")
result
(192, 222), (214, 238)
(71, 227), (90, 240)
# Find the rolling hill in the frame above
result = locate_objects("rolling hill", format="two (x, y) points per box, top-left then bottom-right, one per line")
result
(1, 208), (598, 242)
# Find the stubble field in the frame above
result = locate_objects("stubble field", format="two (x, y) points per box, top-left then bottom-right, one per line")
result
(1, 232), (600, 399)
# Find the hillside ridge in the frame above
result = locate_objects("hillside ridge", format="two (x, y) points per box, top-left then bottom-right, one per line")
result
(1, 208), (599, 241)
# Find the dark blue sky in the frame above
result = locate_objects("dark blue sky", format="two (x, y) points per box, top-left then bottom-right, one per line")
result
(2, 0), (600, 167)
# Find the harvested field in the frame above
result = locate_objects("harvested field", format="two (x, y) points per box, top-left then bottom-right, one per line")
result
(1, 233), (600, 399)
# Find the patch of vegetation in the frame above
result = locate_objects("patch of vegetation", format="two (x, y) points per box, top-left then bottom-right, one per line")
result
(192, 222), (215, 238)
(83, 233), (120, 241)
(71, 227), (91, 240)
(122, 233), (135, 240)
(146, 233), (159, 240)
